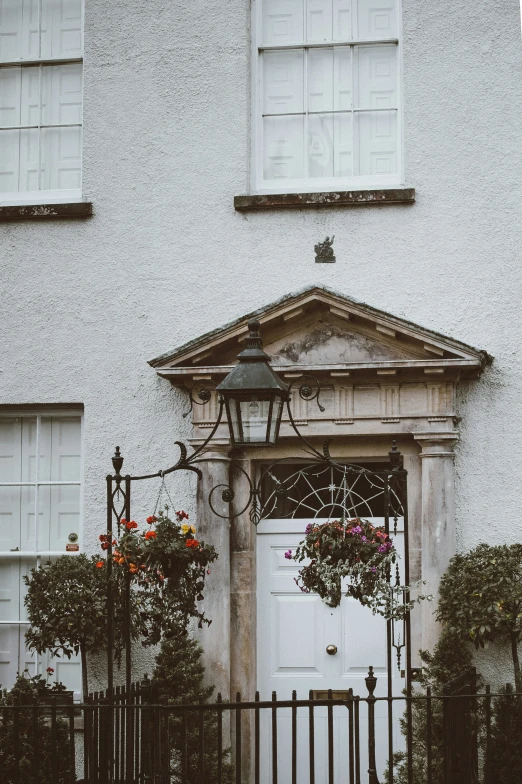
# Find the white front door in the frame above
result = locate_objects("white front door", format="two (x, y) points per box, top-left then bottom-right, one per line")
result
(256, 518), (405, 782)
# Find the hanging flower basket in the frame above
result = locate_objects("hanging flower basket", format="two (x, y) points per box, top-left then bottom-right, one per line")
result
(97, 509), (218, 643)
(288, 518), (426, 619)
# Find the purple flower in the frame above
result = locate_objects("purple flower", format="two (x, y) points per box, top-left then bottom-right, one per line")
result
(378, 544), (387, 553)
(361, 536), (367, 542)
(353, 525), (362, 534)
(371, 567), (377, 573)
(284, 549), (293, 560)
(305, 524), (314, 534)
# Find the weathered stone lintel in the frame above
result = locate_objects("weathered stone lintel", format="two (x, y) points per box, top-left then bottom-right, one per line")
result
(234, 188), (415, 212)
(0, 202), (93, 221)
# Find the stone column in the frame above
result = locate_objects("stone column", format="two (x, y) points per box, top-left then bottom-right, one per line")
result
(413, 432), (459, 653)
(195, 446), (231, 699)
(230, 452), (257, 783)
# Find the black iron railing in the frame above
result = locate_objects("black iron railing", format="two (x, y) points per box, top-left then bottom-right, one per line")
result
(1, 677), (521, 784)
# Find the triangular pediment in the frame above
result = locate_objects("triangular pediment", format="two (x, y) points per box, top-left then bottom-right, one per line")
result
(149, 286), (489, 383)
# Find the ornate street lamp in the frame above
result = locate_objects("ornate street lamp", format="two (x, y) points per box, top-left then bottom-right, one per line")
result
(216, 319), (289, 447)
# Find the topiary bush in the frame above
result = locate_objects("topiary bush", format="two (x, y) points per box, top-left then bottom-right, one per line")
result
(437, 543), (522, 691)
(24, 554), (109, 697)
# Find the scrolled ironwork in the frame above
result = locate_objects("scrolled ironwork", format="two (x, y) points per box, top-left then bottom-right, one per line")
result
(182, 380), (217, 418)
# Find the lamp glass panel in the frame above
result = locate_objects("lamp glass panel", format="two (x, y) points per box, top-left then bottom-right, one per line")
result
(238, 397), (271, 444)
(226, 398), (243, 444)
(268, 395), (284, 444)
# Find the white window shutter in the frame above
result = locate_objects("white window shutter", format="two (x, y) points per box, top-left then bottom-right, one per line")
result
(262, 0), (304, 44)
(0, 0), (24, 62)
(357, 0), (397, 39)
(41, 0), (83, 59)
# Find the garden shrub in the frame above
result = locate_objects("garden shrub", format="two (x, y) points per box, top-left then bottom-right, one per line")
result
(390, 629), (477, 784)
(484, 686), (522, 783)
(151, 631), (233, 783)
(0, 673), (74, 784)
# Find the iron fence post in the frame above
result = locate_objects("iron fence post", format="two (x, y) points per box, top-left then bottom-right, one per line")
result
(366, 667), (380, 784)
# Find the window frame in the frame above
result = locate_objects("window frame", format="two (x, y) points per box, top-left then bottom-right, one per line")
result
(0, 408), (84, 695)
(251, 0), (404, 195)
(0, 0), (84, 207)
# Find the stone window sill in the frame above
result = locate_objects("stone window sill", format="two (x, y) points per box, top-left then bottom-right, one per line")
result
(0, 202), (92, 221)
(234, 188), (415, 212)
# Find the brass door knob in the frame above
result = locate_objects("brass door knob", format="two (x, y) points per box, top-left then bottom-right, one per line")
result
(326, 644), (338, 656)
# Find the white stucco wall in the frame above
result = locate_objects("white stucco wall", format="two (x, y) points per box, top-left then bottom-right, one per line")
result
(2, 0), (522, 687)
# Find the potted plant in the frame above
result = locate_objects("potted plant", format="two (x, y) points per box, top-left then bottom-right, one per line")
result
(288, 518), (428, 619)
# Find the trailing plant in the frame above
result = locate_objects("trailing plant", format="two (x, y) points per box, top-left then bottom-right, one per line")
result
(24, 553), (110, 697)
(288, 518), (430, 619)
(151, 631), (233, 783)
(98, 509), (218, 646)
(437, 543), (522, 691)
(0, 672), (74, 784)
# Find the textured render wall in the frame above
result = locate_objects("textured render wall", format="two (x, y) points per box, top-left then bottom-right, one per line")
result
(2, 0), (522, 686)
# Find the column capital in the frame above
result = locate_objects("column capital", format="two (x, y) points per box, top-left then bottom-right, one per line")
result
(197, 444), (232, 462)
(414, 431), (458, 457)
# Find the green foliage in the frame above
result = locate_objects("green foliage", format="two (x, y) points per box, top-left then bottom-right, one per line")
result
(390, 629), (477, 784)
(151, 632), (233, 783)
(437, 543), (522, 689)
(485, 687), (522, 783)
(0, 673), (74, 784)
(24, 554), (109, 696)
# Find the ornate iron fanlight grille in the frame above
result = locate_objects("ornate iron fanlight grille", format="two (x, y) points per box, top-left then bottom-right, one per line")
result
(260, 461), (405, 521)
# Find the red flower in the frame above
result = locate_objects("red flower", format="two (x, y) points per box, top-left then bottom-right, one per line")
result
(96, 561), (104, 568)
(185, 538), (199, 549)
(46, 667), (54, 674)
(176, 510), (189, 521)
(145, 530), (156, 541)
(146, 515), (157, 524)
(126, 520), (138, 530)
(99, 534), (109, 542)
(101, 542), (109, 550)
(120, 518), (127, 525)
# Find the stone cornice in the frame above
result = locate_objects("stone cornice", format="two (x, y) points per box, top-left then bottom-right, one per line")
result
(149, 286), (490, 372)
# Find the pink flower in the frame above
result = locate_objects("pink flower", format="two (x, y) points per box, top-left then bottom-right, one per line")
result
(284, 550), (293, 560)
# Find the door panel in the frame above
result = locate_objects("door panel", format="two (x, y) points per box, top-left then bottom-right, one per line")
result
(257, 517), (405, 781)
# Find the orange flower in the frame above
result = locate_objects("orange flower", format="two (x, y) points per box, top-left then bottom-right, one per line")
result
(129, 564), (138, 573)
(96, 561), (104, 568)
(146, 515), (157, 524)
(126, 520), (138, 530)
(145, 530), (157, 540)
(185, 538), (199, 549)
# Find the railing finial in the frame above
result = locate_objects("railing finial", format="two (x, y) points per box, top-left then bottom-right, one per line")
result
(112, 446), (124, 476)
